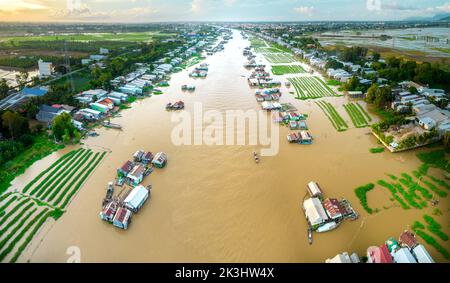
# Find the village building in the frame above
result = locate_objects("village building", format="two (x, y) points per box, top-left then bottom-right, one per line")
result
(112, 207), (132, 230)
(127, 164), (145, 186)
(152, 152), (168, 168)
(124, 185), (150, 212)
(99, 202), (118, 222)
(367, 245), (393, 263)
(303, 197), (328, 227)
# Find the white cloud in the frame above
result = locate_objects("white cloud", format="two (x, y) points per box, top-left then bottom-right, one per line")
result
(294, 6), (315, 15)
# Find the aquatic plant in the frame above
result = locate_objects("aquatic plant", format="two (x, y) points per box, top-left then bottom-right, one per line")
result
(414, 229), (450, 260)
(354, 183), (375, 214)
(423, 214), (449, 241)
(370, 147), (385, 154)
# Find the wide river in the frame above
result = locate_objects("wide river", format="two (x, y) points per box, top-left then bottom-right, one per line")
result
(14, 30), (449, 262)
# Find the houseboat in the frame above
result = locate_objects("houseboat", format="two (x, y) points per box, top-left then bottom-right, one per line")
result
(99, 201), (118, 222)
(112, 207), (132, 230)
(124, 185), (150, 213)
(127, 164), (145, 186)
(299, 131), (313, 144)
(166, 101), (185, 110)
(103, 121), (122, 130)
(181, 85), (196, 91)
(133, 150), (145, 162)
(152, 152), (168, 168)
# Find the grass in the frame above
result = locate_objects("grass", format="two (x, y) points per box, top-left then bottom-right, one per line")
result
(315, 101), (348, 132)
(354, 183), (375, 214)
(0, 201), (34, 236)
(45, 150), (93, 202)
(9, 209), (54, 263)
(31, 149), (85, 197)
(0, 135), (65, 196)
(344, 103), (371, 128)
(288, 76), (339, 99)
(22, 150), (78, 194)
(0, 195), (18, 213)
(416, 149), (450, 173)
(423, 214), (448, 241)
(271, 65), (305, 75)
(0, 208), (48, 262)
(370, 147), (385, 153)
(61, 151), (106, 208)
(264, 53), (296, 64)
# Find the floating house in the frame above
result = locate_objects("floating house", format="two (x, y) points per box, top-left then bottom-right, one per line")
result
(289, 121), (299, 130)
(399, 230), (418, 249)
(117, 160), (134, 177)
(307, 182), (323, 199)
(142, 152), (154, 165)
(287, 132), (299, 143)
(99, 201), (118, 222)
(367, 245), (393, 263)
(112, 207), (132, 230)
(299, 131), (312, 144)
(133, 150), (145, 162)
(152, 152), (168, 168)
(124, 185), (150, 213)
(322, 198), (346, 220)
(392, 247), (417, 263)
(127, 164), (145, 186)
(299, 121), (308, 130)
(303, 197), (329, 227)
(412, 244), (434, 263)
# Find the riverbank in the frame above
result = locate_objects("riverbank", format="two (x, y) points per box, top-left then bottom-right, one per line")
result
(7, 30), (448, 263)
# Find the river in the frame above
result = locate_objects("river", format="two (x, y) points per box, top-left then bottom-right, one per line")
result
(13, 30), (449, 263)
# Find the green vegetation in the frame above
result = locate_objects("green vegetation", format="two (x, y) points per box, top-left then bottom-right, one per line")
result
(288, 76), (339, 99)
(22, 150), (77, 193)
(315, 101), (348, 132)
(423, 214), (448, 241)
(0, 195), (18, 213)
(30, 149), (85, 197)
(344, 103), (371, 128)
(249, 37), (268, 48)
(355, 103), (372, 122)
(44, 150), (93, 201)
(60, 151), (107, 208)
(413, 224), (450, 260)
(377, 180), (410, 209)
(0, 134), (64, 196)
(370, 147), (385, 154)
(327, 80), (342, 86)
(416, 149), (450, 173)
(271, 65), (305, 75)
(0, 201), (34, 236)
(264, 53), (296, 64)
(354, 183), (375, 214)
(0, 208), (48, 262)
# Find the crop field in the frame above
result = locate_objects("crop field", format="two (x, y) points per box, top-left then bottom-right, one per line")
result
(343, 102), (372, 128)
(288, 76), (340, 99)
(0, 147), (107, 262)
(0, 32), (175, 44)
(249, 37), (268, 48)
(271, 65), (305, 75)
(315, 101), (348, 132)
(254, 47), (282, 53)
(264, 53), (296, 63)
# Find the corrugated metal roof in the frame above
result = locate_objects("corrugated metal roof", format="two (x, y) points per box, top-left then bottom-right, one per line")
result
(124, 185), (149, 211)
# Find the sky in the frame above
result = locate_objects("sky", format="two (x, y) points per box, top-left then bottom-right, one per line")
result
(0, 0), (449, 22)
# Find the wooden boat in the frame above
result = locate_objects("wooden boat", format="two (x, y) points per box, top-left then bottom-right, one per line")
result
(103, 121), (122, 130)
(253, 152), (260, 163)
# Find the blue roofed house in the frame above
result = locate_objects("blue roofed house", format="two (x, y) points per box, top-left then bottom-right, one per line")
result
(20, 87), (48, 97)
(36, 105), (68, 124)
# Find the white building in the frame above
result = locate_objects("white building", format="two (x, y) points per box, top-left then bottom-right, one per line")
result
(303, 197), (328, 227)
(124, 185), (149, 212)
(392, 247), (417, 263)
(412, 244), (434, 263)
(38, 59), (52, 78)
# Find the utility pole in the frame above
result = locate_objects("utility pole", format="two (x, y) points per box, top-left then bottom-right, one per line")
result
(65, 40), (75, 93)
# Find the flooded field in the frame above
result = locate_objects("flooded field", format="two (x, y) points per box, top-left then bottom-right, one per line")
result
(12, 30), (449, 263)
(317, 27), (450, 59)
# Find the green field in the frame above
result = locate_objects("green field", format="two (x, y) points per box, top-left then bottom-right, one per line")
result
(343, 103), (372, 128)
(0, 148), (106, 262)
(315, 101), (348, 132)
(288, 76), (340, 99)
(0, 32), (175, 45)
(249, 37), (268, 48)
(264, 53), (296, 63)
(271, 65), (305, 75)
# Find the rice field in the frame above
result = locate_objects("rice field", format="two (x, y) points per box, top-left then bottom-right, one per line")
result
(315, 101), (348, 132)
(249, 37), (268, 48)
(264, 53), (296, 64)
(0, 147), (107, 262)
(271, 65), (305, 75)
(288, 76), (340, 99)
(343, 102), (372, 128)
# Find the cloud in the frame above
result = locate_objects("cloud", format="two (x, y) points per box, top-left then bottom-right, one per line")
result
(294, 6), (315, 15)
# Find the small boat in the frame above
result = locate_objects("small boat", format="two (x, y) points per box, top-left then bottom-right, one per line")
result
(253, 152), (260, 163)
(316, 221), (340, 233)
(103, 121), (122, 130)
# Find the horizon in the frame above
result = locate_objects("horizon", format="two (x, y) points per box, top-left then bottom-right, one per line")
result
(0, 0), (449, 23)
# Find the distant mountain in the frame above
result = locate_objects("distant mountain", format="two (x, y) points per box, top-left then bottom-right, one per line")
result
(403, 13), (450, 22)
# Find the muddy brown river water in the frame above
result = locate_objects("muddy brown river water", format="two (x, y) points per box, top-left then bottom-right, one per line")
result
(12, 30), (449, 263)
